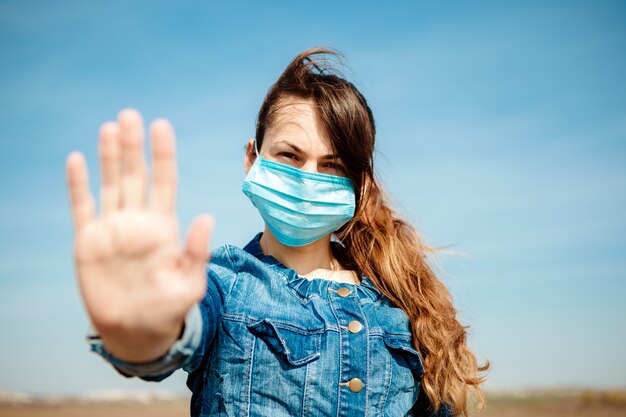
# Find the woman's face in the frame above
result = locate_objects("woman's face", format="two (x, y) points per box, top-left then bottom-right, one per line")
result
(245, 97), (347, 177)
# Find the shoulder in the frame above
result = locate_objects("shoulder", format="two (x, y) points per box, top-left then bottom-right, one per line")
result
(207, 244), (235, 271)
(202, 242), (271, 308)
(208, 243), (265, 274)
(206, 242), (274, 288)
(203, 244), (247, 298)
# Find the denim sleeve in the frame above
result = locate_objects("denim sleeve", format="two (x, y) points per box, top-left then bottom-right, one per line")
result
(410, 403), (455, 417)
(88, 303), (205, 381)
(88, 246), (237, 381)
(411, 392), (455, 417)
(426, 403), (454, 417)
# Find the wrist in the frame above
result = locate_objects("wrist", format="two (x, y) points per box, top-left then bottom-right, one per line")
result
(98, 321), (184, 363)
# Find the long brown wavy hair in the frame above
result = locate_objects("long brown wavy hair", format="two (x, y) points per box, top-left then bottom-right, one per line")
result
(255, 47), (489, 416)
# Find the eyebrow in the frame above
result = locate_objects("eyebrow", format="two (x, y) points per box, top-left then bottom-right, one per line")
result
(279, 142), (338, 160)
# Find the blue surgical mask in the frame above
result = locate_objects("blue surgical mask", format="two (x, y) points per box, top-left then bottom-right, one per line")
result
(242, 145), (356, 247)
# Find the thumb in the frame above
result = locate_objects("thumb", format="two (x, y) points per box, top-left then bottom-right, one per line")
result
(182, 214), (214, 298)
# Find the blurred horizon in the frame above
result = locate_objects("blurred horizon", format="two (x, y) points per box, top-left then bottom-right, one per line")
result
(0, 0), (625, 395)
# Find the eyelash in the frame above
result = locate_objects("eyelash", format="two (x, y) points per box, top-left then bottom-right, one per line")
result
(278, 152), (300, 161)
(278, 152), (344, 172)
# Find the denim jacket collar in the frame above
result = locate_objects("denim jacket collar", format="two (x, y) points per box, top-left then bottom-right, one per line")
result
(243, 232), (382, 303)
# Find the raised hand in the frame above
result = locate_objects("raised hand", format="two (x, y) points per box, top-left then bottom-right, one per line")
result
(66, 109), (213, 362)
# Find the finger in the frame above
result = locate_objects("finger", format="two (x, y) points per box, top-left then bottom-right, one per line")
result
(182, 215), (214, 299)
(118, 109), (146, 209)
(66, 152), (95, 230)
(149, 119), (177, 214)
(98, 122), (121, 215)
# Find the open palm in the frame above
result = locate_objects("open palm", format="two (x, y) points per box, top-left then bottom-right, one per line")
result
(66, 109), (213, 362)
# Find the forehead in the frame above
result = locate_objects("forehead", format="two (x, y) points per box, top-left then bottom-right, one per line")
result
(263, 97), (334, 155)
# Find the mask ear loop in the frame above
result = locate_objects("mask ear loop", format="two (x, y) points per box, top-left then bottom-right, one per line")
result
(254, 139), (260, 156)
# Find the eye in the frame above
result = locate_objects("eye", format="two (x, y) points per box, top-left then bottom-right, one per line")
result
(278, 151), (299, 161)
(321, 162), (346, 175)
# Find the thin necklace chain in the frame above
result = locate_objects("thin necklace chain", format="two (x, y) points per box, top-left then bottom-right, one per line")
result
(327, 258), (339, 280)
(261, 237), (340, 281)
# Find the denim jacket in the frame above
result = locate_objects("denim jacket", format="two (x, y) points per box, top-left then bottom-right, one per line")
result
(91, 233), (453, 417)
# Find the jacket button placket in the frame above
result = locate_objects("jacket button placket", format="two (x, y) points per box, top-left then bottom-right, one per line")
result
(330, 286), (367, 417)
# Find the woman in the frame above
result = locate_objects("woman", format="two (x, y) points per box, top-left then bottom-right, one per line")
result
(66, 48), (487, 416)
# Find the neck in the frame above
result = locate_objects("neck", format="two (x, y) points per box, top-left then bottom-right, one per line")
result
(259, 227), (335, 275)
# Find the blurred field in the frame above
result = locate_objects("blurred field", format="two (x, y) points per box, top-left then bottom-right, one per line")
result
(1, 390), (625, 417)
(0, 400), (188, 417)
(480, 390), (626, 417)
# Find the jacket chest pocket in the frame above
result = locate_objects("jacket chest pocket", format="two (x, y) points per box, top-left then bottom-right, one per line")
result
(383, 336), (424, 379)
(381, 336), (424, 416)
(247, 319), (323, 367)
(245, 319), (324, 416)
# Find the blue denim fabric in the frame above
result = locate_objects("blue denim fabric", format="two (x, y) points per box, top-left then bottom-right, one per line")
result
(90, 233), (453, 417)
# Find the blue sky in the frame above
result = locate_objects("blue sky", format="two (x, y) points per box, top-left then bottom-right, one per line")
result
(0, 1), (624, 394)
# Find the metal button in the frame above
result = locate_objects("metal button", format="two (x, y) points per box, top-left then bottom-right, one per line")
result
(348, 377), (363, 393)
(348, 320), (363, 334)
(337, 287), (351, 297)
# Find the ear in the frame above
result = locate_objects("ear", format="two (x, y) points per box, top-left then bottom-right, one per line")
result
(244, 138), (256, 174)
